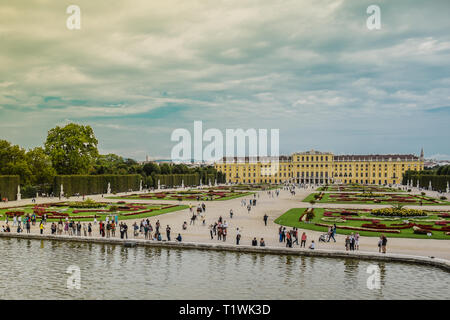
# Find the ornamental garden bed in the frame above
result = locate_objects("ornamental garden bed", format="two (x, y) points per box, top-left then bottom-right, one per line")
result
(317, 184), (404, 192)
(108, 189), (254, 201)
(0, 200), (187, 222)
(212, 184), (278, 191)
(303, 192), (450, 205)
(274, 208), (450, 239)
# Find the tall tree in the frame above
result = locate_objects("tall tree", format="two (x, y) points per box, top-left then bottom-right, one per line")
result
(45, 123), (99, 174)
(0, 139), (32, 184)
(26, 147), (56, 185)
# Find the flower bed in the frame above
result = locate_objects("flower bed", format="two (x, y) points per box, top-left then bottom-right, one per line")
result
(314, 223), (401, 234)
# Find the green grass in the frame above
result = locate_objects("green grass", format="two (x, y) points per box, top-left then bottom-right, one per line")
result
(0, 204), (188, 222)
(107, 191), (254, 201)
(317, 185), (405, 192)
(274, 208), (450, 240)
(303, 193), (450, 206)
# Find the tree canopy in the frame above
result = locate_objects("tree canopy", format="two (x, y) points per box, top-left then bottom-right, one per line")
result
(45, 123), (99, 174)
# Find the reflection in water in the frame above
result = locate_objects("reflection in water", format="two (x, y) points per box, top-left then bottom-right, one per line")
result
(343, 259), (360, 291)
(0, 238), (448, 300)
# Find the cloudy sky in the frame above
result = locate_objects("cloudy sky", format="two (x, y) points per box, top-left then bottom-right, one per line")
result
(1, 0), (449, 160)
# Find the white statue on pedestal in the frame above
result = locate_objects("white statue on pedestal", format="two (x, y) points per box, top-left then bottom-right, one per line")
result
(157, 179), (161, 190)
(181, 179), (184, 188)
(139, 180), (143, 192)
(17, 185), (21, 201)
(214, 179), (217, 186)
(209, 179), (212, 187)
(107, 182), (111, 194)
(446, 181), (449, 193)
(428, 181), (432, 191)
(60, 184), (64, 197)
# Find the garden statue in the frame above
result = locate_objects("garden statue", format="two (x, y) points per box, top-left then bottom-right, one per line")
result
(17, 185), (21, 201)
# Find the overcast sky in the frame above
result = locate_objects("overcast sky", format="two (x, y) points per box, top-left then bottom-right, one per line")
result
(1, 0), (449, 160)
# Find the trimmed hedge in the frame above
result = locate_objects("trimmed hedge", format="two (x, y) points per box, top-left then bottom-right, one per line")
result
(152, 173), (221, 188)
(153, 174), (200, 187)
(403, 173), (450, 192)
(53, 175), (141, 196)
(0, 175), (20, 201)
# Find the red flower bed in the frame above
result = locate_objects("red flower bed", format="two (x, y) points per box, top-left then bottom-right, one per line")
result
(415, 224), (450, 232)
(314, 223), (400, 233)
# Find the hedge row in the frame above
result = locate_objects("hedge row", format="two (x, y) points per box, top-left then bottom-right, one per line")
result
(403, 174), (450, 192)
(0, 175), (20, 201)
(152, 173), (222, 188)
(53, 175), (141, 196)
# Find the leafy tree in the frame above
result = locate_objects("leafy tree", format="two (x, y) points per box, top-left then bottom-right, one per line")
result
(45, 123), (98, 174)
(26, 147), (56, 186)
(0, 140), (32, 184)
(143, 162), (161, 176)
(159, 163), (172, 174)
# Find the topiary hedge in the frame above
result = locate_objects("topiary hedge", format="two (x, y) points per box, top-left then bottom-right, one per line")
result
(53, 174), (141, 196)
(0, 175), (20, 201)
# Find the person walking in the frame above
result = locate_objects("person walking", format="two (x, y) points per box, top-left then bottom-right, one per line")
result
(39, 222), (45, 235)
(263, 214), (268, 226)
(355, 232), (360, 250)
(293, 228), (299, 245)
(381, 234), (387, 253)
(209, 224), (214, 240)
(327, 225), (336, 242)
(229, 209), (233, 219)
(236, 228), (241, 245)
(166, 225), (171, 241)
(300, 232), (307, 248)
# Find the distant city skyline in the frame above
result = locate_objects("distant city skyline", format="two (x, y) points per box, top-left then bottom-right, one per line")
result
(1, 0), (449, 160)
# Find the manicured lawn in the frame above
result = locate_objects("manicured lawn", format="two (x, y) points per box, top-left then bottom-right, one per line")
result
(303, 192), (450, 206)
(0, 202), (188, 222)
(317, 184), (404, 192)
(274, 208), (450, 240)
(108, 189), (254, 201)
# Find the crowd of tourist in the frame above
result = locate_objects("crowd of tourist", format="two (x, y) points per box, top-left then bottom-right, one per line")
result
(0, 186), (391, 254)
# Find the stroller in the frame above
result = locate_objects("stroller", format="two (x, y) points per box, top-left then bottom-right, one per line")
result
(319, 233), (328, 242)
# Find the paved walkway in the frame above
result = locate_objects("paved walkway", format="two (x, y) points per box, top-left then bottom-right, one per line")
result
(1, 187), (450, 260)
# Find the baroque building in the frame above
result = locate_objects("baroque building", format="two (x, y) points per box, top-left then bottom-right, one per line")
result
(214, 149), (424, 185)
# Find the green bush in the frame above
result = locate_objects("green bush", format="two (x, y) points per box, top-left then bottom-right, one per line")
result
(68, 198), (104, 208)
(54, 174), (140, 196)
(0, 175), (20, 201)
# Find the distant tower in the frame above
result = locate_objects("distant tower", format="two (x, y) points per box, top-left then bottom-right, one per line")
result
(420, 147), (424, 160)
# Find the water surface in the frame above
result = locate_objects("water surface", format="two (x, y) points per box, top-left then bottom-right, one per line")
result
(0, 238), (448, 299)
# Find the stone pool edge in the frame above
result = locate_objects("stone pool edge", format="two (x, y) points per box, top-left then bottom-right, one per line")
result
(1, 233), (449, 272)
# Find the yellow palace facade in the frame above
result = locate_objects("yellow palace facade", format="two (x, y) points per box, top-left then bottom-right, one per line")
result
(214, 149), (424, 185)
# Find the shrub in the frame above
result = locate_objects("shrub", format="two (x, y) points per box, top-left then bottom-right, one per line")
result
(68, 198), (104, 209)
(305, 208), (315, 222)
(371, 208), (427, 217)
